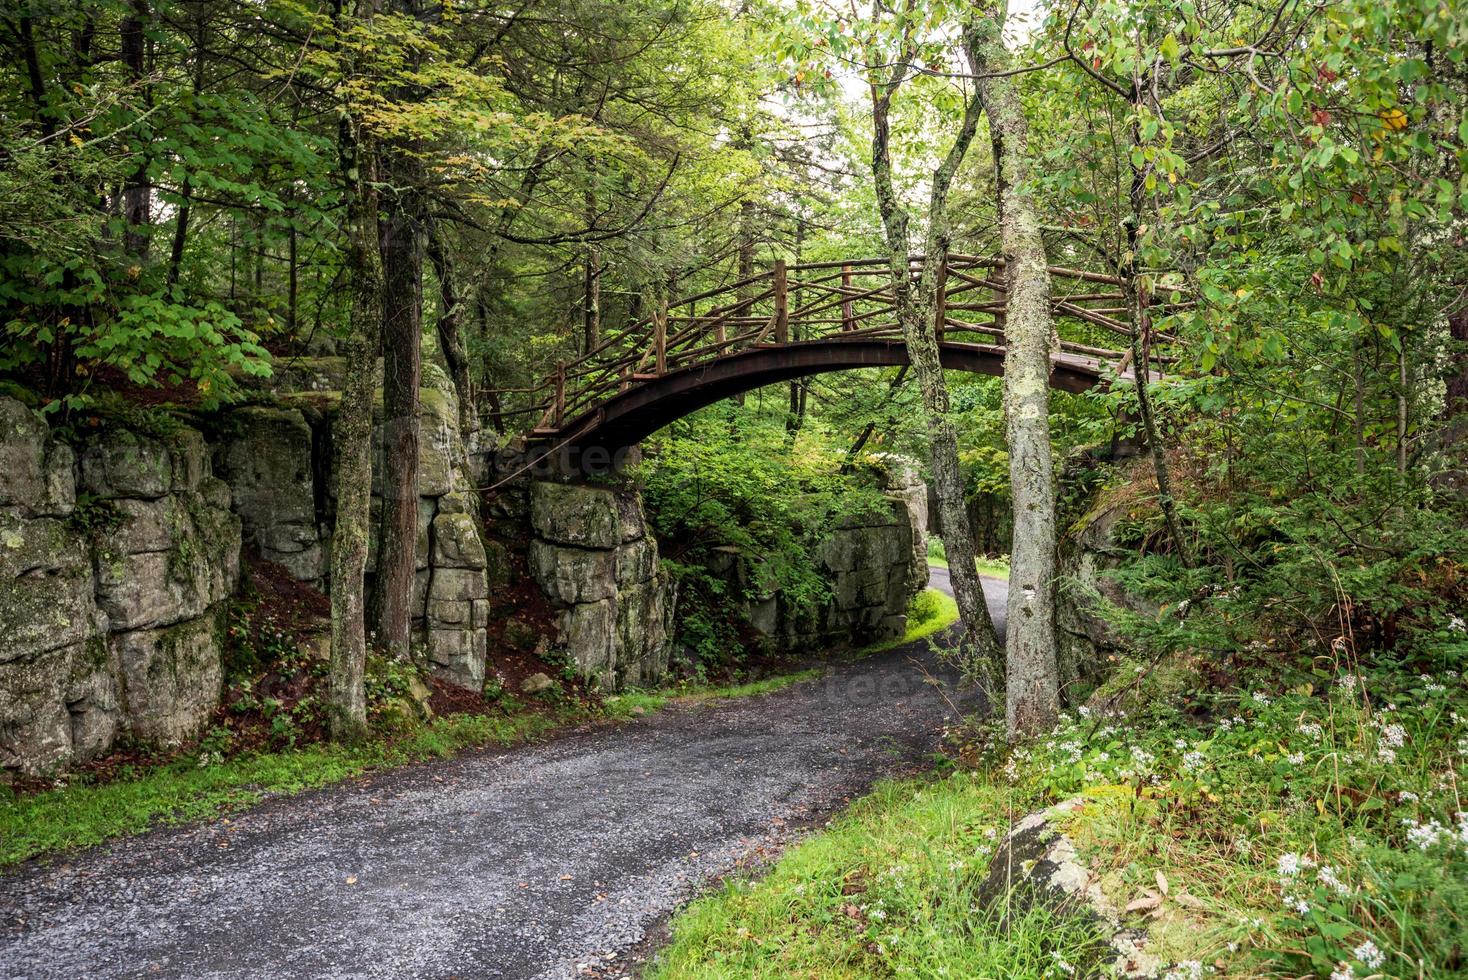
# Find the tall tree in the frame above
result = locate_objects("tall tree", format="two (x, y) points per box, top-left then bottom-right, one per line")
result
(968, 6), (1061, 736)
(862, 5), (1004, 685)
(328, 0), (385, 741)
(373, 147), (424, 659)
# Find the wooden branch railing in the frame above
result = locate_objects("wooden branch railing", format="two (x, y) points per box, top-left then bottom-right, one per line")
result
(492, 254), (1180, 436)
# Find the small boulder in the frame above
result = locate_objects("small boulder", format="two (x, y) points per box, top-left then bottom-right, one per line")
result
(520, 672), (555, 695)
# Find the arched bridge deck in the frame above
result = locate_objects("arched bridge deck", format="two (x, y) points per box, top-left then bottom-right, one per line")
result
(486, 254), (1179, 483)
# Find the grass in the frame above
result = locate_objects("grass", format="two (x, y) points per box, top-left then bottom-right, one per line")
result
(647, 773), (1107, 979)
(650, 662), (1468, 978)
(924, 537), (1010, 579)
(603, 669), (825, 719)
(848, 586), (961, 659)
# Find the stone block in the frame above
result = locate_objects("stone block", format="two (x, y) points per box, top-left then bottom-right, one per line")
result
(0, 515), (103, 663)
(95, 551), (202, 633)
(431, 511), (487, 569)
(0, 643), (74, 778)
(614, 580), (668, 687)
(113, 496), (186, 554)
(614, 536), (658, 588)
(529, 540), (615, 605)
(80, 428), (173, 500)
(216, 406), (323, 581)
(560, 599), (616, 687)
(427, 597), (472, 627)
(429, 567), (490, 603)
(426, 628), (485, 691)
(530, 481), (621, 549)
(112, 609), (225, 746)
(168, 427), (210, 492)
(65, 640), (122, 762)
(0, 396), (75, 518)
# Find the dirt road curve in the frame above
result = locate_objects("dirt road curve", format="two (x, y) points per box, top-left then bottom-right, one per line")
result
(0, 569), (1003, 979)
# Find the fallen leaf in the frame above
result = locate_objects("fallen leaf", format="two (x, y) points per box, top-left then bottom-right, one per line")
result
(1155, 870), (1169, 895)
(559, 874), (573, 881)
(345, 876), (358, 885)
(1125, 890), (1162, 914)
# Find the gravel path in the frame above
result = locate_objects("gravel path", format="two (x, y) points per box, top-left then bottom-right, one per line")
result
(0, 570), (1004, 980)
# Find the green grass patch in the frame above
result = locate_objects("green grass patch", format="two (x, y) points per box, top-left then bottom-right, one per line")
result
(0, 709), (580, 869)
(850, 587), (960, 658)
(604, 669), (825, 720)
(923, 538), (1010, 580)
(648, 772), (1105, 979)
(974, 556), (1010, 579)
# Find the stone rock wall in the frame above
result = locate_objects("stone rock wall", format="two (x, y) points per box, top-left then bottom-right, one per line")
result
(1, 398), (240, 779)
(527, 480), (673, 690)
(214, 363), (508, 691)
(705, 460), (929, 653)
(1055, 458), (1156, 701)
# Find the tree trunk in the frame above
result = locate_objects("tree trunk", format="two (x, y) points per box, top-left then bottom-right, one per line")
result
(329, 0), (383, 740)
(970, 15), (1061, 737)
(426, 223), (477, 439)
(119, 0), (151, 260)
(867, 61), (1003, 687)
(372, 150), (423, 660)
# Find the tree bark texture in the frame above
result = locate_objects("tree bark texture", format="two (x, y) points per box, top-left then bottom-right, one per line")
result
(372, 148), (424, 660)
(970, 12), (1062, 737)
(329, 0), (383, 740)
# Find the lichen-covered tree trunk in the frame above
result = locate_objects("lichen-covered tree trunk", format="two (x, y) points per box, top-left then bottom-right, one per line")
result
(969, 13), (1061, 736)
(372, 150), (422, 660)
(868, 60), (1003, 686)
(329, 23), (383, 741)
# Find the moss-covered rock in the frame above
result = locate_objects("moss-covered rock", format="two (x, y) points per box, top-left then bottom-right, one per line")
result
(111, 605), (227, 747)
(0, 396), (75, 518)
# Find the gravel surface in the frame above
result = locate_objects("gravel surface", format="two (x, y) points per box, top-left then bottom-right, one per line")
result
(0, 570), (1004, 980)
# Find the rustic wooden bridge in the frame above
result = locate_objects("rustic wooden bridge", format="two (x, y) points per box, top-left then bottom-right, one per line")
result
(486, 254), (1176, 481)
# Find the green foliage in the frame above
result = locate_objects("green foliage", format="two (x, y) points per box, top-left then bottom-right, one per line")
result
(644, 403), (890, 667)
(648, 773), (1108, 978)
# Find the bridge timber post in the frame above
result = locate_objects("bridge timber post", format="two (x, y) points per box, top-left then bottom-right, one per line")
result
(653, 294), (668, 374)
(840, 264), (855, 331)
(933, 255), (948, 345)
(773, 259), (789, 344)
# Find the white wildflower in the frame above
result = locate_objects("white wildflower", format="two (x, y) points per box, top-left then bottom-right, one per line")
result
(1353, 939), (1385, 970)
(1183, 751), (1207, 772)
(1277, 852), (1303, 877)
(1403, 818), (1444, 850)
(1299, 721), (1324, 740)
(1449, 614), (1466, 634)
(1380, 724), (1406, 748)
(1162, 960), (1203, 980)
(1286, 752), (1306, 766)
(1283, 894), (1310, 914)
(1329, 964), (1353, 980)
(1317, 865), (1349, 895)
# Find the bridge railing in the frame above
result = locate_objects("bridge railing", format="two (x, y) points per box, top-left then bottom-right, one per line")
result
(493, 254), (1185, 435)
